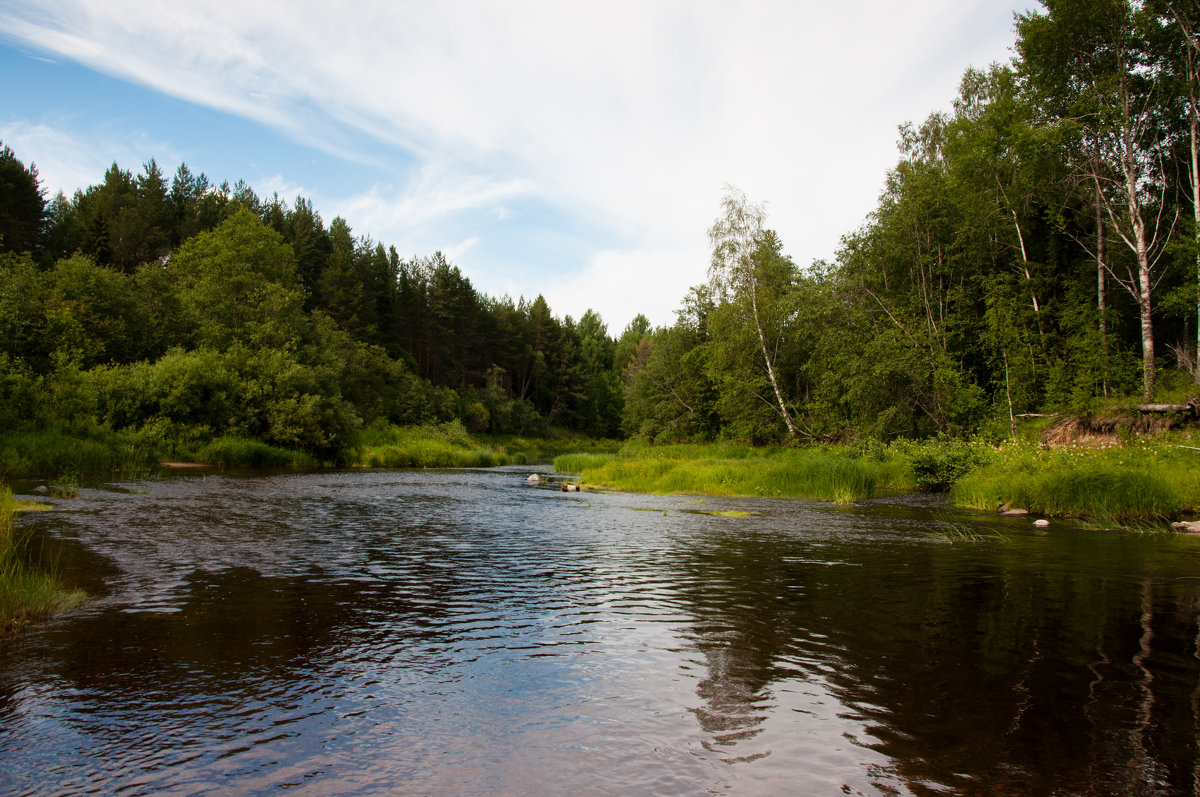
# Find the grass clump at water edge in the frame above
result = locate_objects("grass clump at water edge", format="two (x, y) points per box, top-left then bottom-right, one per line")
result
(0, 487), (87, 639)
(350, 419), (518, 469)
(952, 440), (1192, 522)
(554, 444), (881, 504)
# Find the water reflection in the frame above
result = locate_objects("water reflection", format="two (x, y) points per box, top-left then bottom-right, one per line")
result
(0, 471), (1197, 795)
(661, 500), (1200, 794)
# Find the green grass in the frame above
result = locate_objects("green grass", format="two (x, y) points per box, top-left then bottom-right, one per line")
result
(0, 422), (163, 479)
(952, 438), (1196, 521)
(349, 420), (518, 469)
(184, 436), (317, 468)
(481, 433), (620, 464)
(0, 487), (88, 639)
(554, 443), (883, 504)
(554, 433), (1200, 522)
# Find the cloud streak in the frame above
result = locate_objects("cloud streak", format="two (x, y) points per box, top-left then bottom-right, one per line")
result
(1, 0), (1033, 329)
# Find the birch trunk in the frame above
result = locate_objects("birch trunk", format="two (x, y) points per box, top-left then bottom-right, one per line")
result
(1097, 181), (1108, 397)
(750, 274), (798, 439)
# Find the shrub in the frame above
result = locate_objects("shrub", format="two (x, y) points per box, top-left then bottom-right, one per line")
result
(893, 436), (983, 492)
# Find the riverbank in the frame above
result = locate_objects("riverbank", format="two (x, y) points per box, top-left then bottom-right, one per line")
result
(554, 433), (1200, 526)
(0, 419), (619, 480)
(0, 488), (87, 640)
(952, 437), (1199, 522)
(554, 442), (913, 504)
(349, 420), (619, 469)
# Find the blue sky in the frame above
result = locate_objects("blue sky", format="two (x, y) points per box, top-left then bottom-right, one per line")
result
(0, 1), (1034, 333)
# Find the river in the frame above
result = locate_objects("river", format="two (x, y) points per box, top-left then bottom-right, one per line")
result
(1, 467), (1199, 795)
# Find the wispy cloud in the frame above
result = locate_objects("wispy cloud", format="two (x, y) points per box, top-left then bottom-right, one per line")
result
(0, 119), (175, 197)
(1, 0), (1034, 326)
(331, 168), (535, 239)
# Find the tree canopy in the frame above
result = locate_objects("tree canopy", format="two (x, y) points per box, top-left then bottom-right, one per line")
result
(2, 2), (1199, 457)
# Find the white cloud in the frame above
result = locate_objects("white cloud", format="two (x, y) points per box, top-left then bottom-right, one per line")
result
(0, 119), (175, 197)
(543, 245), (710, 334)
(329, 167), (535, 241)
(442, 235), (481, 263)
(1, 0), (1035, 324)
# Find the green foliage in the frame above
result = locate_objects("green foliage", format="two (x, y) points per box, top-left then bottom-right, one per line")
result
(0, 422), (162, 480)
(892, 436), (986, 492)
(169, 209), (304, 350)
(187, 436), (315, 468)
(552, 452), (619, 473)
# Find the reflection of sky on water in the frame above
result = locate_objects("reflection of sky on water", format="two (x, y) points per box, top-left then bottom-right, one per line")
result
(0, 470), (1198, 795)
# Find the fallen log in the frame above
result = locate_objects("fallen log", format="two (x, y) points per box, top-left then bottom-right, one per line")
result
(1135, 403), (1197, 413)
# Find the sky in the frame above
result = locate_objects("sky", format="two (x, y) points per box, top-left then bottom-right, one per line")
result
(0, 0), (1036, 334)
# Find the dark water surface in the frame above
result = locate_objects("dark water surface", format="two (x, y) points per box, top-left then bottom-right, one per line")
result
(2, 468), (1199, 795)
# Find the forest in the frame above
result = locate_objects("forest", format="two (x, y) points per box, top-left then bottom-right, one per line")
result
(1, 0), (1199, 474)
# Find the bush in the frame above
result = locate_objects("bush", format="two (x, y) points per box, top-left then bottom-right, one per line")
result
(893, 436), (984, 492)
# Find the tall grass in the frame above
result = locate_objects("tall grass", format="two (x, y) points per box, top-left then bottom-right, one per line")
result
(555, 434), (1200, 521)
(0, 422), (162, 479)
(183, 436), (317, 468)
(554, 444), (881, 503)
(482, 433), (620, 462)
(0, 487), (88, 638)
(952, 440), (1193, 521)
(349, 420), (517, 468)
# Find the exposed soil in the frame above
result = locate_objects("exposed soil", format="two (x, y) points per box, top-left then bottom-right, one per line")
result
(1041, 408), (1196, 447)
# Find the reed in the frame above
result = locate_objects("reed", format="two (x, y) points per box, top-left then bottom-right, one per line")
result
(0, 487), (88, 638)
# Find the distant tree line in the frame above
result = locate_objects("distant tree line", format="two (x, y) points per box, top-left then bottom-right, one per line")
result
(0, 151), (632, 456)
(1, 0), (1198, 455)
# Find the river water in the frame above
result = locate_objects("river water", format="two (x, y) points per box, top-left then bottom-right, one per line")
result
(1, 467), (1199, 795)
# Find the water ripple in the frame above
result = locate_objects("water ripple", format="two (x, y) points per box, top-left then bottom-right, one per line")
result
(0, 468), (1198, 795)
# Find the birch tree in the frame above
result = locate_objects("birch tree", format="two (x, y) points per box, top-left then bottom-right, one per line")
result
(1018, 0), (1179, 400)
(707, 186), (799, 439)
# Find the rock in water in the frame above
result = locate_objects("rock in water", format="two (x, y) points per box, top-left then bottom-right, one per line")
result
(526, 474), (540, 483)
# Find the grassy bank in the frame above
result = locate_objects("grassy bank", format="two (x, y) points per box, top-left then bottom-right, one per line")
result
(0, 422), (313, 478)
(952, 438), (1199, 522)
(0, 417), (618, 479)
(1, 488), (87, 639)
(554, 442), (908, 504)
(555, 434), (1200, 524)
(348, 420), (620, 469)
(349, 420), (521, 468)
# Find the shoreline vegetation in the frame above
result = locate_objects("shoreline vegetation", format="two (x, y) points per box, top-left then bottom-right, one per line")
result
(0, 488), (87, 641)
(4, 414), (1196, 526)
(555, 422), (1200, 528)
(0, 419), (620, 479)
(2, 413), (1196, 639)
